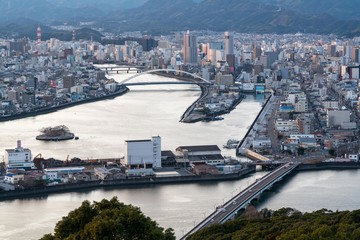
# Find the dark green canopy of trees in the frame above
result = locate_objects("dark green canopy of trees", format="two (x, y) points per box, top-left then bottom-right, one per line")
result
(40, 197), (175, 240)
(188, 207), (360, 240)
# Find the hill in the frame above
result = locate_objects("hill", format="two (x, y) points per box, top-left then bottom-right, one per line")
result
(100, 0), (360, 36)
(0, 0), (359, 37)
(188, 207), (360, 240)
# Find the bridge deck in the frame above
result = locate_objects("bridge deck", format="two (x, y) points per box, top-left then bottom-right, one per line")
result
(245, 149), (270, 161)
(119, 82), (211, 86)
(181, 162), (299, 239)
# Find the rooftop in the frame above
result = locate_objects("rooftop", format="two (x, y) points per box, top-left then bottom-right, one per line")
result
(176, 145), (221, 152)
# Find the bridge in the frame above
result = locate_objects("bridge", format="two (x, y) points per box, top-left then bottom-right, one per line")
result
(98, 65), (147, 74)
(117, 69), (212, 87)
(181, 162), (299, 239)
(122, 82), (206, 86)
(240, 149), (270, 162)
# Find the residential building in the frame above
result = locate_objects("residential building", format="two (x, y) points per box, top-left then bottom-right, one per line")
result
(183, 31), (198, 65)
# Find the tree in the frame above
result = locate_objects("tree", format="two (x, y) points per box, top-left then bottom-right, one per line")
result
(40, 197), (175, 240)
(328, 148), (336, 157)
(297, 147), (305, 156)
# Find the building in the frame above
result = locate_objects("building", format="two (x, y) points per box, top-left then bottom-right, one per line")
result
(124, 136), (161, 169)
(175, 145), (224, 165)
(215, 72), (234, 86)
(224, 31), (234, 56)
(5, 141), (36, 171)
(296, 114), (314, 134)
(326, 110), (356, 129)
(192, 163), (219, 175)
(275, 119), (298, 134)
(63, 75), (76, 90)
(4, 173), (24, 184)
(322, 100), (339, 110)
(183, 31), (198, 65)
(44, 167), (85, 181)
(351, 48), (359, 63)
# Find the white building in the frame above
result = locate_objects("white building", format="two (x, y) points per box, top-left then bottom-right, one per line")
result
(124, 136), (162, 169)
(44, 167), (85, 181)
(5, 141), (36, 171)
(326, 110), (354, 129)
(275, 119), (298, 134)
(4, 173), (25, 184)
(322, 100), (339, 110)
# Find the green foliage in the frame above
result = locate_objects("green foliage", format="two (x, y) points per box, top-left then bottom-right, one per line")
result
(328, 148), (337, 157)
(188, 208), (360, 240)
(297, 147), (305, 156)
(40, 197), (175, 240)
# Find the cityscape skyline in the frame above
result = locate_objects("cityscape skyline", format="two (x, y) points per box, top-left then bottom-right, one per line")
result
(1, 0), (360, 239)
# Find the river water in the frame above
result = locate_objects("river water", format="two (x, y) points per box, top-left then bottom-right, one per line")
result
(0, 71), (359, 240)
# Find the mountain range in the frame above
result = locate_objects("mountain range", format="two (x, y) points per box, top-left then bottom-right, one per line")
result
(0, 0), (359, 39)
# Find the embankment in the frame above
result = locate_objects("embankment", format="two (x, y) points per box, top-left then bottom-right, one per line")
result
(0, 87), (129, 122)
(0, 167), (255, 201)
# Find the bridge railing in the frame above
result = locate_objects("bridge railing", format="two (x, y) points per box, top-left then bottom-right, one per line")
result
(182, 162), (299, 239)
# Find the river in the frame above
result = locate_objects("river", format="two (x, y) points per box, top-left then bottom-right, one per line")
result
(0, 71), (359, 240)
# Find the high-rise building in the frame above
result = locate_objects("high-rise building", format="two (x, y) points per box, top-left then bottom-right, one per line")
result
(183, 31), (198, 65)
(224, 31), (234, 56)
(37, 25), (41, 52)
(351, 48), (359, 63)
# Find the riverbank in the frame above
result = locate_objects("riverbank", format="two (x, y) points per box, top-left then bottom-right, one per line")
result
(0, 167), (256, 201)
(0, 87), (129, 123)
(180, 87), (246, 123)
(296, 161), (360, 171)
(2, 162), (360, 202)
(236, 94), (272, 156)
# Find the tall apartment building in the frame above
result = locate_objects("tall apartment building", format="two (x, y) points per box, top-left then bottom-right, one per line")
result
(183, 31), (198, 65)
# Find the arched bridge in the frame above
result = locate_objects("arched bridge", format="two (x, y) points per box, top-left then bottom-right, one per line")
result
(117, 69), (212, 86)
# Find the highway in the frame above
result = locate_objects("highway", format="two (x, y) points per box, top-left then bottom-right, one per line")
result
(181, 162), (299, 239)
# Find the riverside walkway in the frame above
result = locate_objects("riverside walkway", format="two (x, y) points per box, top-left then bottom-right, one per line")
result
(181, 162), (299, 239)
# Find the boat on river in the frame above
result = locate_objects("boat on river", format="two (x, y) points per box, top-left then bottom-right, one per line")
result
(223, 139), (240, 149)
(36, 125), (75, 141)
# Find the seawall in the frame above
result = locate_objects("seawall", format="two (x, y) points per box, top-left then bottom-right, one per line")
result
(0, 87), (129, 122)
(296, 162), (360, 171)
(236, 94), (272, 155)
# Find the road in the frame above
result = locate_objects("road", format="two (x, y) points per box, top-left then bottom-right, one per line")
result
(182, 162), (299, 239)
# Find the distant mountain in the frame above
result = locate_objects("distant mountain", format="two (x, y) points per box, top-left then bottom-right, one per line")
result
(0, 0), (148, 24)
(0, 0), (359, 37)
(0, 19), (103, 41)
(99, 0), (360, 36)
(259, 0), (360, 20)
